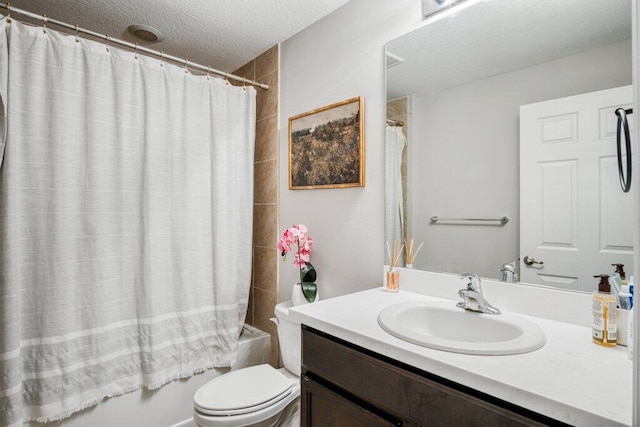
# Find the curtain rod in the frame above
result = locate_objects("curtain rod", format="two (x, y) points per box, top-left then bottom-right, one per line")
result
(386, 118), (405, 127)
(0, 2), (269, 90)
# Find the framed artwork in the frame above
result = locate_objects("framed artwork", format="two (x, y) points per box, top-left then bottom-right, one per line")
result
(288, 96), (365, 189)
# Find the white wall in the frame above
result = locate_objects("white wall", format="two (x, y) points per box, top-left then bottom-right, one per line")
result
(279, 0), (423, 301)
(410, 39), (632, 279)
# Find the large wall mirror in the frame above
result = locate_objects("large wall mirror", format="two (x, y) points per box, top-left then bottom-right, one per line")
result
(385, 0), (633, 292)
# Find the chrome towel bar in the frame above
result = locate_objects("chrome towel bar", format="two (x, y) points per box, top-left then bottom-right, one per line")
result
(430, 216), (509, 225)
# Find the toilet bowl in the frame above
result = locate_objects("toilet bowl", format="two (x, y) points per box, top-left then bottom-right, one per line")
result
(193, 301), (301, 427)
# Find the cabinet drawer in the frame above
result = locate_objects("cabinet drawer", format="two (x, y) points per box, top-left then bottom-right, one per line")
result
(302, 326), (553, 426)
(302, 375), (400, 427)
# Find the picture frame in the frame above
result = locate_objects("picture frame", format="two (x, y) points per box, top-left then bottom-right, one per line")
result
(288, 96), (365, 190)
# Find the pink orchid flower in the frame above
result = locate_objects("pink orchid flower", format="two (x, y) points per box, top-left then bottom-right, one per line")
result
(278, 224), (313, 273)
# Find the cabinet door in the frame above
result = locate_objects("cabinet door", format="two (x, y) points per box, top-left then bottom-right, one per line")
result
(301, 375), (400, 427)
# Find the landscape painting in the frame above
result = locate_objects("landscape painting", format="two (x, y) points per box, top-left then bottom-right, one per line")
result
(288, 97), (365, 189)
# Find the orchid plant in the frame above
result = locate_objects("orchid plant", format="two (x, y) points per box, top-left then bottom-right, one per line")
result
(277, 224), (317, 302)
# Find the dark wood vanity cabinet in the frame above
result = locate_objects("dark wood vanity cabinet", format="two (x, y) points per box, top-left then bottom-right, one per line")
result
(301, 325), (569, 427)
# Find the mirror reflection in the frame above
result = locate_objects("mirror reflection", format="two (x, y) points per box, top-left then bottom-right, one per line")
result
(385, 0), (633, 292)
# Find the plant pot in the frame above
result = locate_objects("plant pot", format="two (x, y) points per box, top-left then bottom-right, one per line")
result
(292, 283), (319, 306)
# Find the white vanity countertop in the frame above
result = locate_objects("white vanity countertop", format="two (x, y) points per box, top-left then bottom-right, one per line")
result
(289, 288), (633, 426)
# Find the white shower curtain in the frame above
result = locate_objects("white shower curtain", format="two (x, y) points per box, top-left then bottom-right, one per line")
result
(385, 126), (406, 247)
(0, 18), (255, 425)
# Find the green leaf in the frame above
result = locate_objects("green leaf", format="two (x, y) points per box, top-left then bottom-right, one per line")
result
(301, 281), (317, 303)
(300, 262), (317, 283)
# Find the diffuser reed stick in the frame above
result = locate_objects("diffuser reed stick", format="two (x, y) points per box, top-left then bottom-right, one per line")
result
(404, 239), (424, 265)
(386, 240), (404, 268)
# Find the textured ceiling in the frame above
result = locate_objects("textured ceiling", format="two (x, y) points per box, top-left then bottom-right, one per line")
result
(387, 0), (632, 98)
(8, 0), (352, 73)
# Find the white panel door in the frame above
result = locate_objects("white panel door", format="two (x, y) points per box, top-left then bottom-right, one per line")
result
(520, 86), (633, 291)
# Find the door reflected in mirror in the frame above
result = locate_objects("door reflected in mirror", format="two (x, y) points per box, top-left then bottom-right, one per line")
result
(385, 0), (633, 292)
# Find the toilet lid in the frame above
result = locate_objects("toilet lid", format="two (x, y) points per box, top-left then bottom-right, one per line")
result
(194, 364), (296, 416)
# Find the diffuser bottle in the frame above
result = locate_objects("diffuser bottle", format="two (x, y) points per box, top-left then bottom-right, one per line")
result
(592, 274), (617, 347)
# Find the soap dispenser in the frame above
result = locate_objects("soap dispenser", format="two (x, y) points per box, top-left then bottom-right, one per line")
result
(612, 263), (628, 286)
(592, 274), (617, 347)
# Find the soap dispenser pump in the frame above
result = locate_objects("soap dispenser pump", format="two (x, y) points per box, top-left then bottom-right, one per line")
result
(592, 274), (617, 347)
(612, 263), (627, 285)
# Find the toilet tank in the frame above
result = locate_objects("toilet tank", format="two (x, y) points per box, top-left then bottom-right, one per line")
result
(274, 301), (301, 376)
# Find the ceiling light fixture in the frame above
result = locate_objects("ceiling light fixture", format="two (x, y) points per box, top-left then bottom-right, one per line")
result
(127, 24), (163, 43)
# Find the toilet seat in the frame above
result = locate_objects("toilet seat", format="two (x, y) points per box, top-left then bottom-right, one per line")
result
(193, 364), (300, 427)
(197, 387), (294, 417)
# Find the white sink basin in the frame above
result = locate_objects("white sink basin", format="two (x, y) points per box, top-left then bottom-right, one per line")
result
(377, 301), (546, 355)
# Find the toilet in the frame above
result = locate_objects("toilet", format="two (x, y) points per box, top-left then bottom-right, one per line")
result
(193, 301), (301, 427)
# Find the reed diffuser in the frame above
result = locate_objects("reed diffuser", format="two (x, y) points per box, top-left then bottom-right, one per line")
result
(404, 239), (424, 269)
(386, 240), (404, 292)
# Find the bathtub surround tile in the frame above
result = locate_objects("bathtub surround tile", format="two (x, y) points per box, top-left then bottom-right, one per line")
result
(251, 98), (278, 323)
(245, 286), (254, 325)
(253, 288), (277, 334)
(253, 203), (277, 247)
(257, 71), (278, 120)
(387, 96), (407, 118)
(401, 146), (408, 176)
(256, 45), (278, 81)
(233, 60), (255, 82)
(236, 45), (279, 367)
(255, 115), (278, 162)
(254, 160), (278, 204)
(253, 247), (278, 293)
(253, 288), (279, 367)
(269, 334), (280, 368)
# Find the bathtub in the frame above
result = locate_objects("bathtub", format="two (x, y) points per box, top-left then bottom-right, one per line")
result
(28, 324), (271, 427)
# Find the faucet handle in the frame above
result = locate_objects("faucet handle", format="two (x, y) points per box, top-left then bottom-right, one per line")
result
(459, 273), (481, 291)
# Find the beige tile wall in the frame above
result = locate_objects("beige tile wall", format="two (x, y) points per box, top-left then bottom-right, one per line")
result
(234, 45), (280, 367)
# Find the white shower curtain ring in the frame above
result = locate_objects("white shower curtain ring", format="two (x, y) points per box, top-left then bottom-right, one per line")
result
(184, 59), (189, 74)
(74, 24), (80, 42)
(6, 3), (11, 23)
(159, 51), (164, 67)
(134, 43), (139, 59)
(206, 66), (211, 80)
(42, 15), (48, 33)
(105, 34), (110, 52)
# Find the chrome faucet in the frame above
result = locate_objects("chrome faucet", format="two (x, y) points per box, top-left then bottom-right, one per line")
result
(456, 273), (501, 315)
(499, 261), (518, 283)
